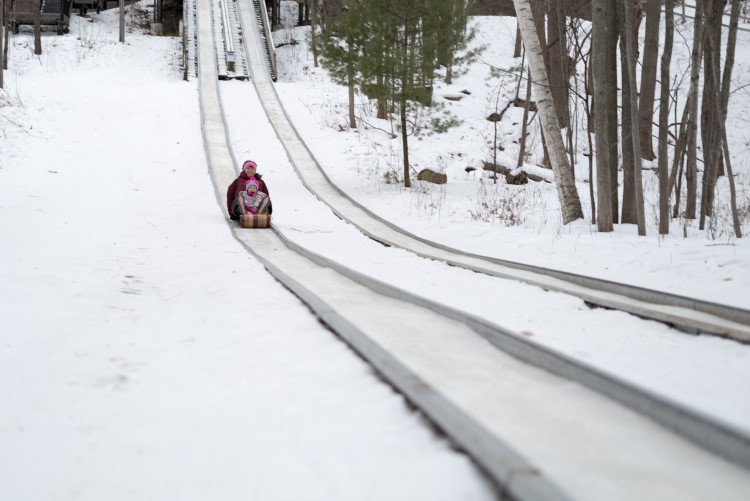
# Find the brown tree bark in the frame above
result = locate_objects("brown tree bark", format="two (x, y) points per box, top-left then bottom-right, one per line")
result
(658, 0), (673, 235)
(547, 0), (569, 128)
(620, 42), (637, 224)
(699, 0), (727, 229)
(518, 70), (533, 167)
(34, 0), (42, 55)
(621, 0), (646, 235)
(2, 0), (9, 72)
(592, 0), (618, 231)
(310, 0), (318, 68)
(638, 0), (661, 161)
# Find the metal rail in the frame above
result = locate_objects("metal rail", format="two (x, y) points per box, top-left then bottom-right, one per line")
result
(253, 0), (277, 81)
(219, 0), (235, 72)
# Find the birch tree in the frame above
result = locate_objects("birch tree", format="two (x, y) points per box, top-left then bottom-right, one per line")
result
(684, 6), (703, 219)
(513, 0), (583, 224)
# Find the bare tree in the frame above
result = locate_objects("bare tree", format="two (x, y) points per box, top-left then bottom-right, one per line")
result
(684, 5), (703, 219)
(720, 0), (741, 119)
(517, 70), (533, 167)
(547, 0), (569, 128)
(513, 22), (522, 58)
(621, 0), (646, 235)
(311, 0), (319, 67)
(620, 32), (637, 224)
(715, 0), (742, 237)
(34, 0), (41, 56)
(658, 0), (673, 234)
(2, 0), (10, 72)
(513, 0), (583, 224)
(699, 0), (727, 229)
(638, 0), (661, 160)
(592, 0), (618, 231)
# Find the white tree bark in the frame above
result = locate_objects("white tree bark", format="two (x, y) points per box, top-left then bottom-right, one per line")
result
(512, 0), (583, 224)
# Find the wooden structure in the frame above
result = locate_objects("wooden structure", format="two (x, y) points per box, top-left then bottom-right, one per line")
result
(12, 0), (71, 34)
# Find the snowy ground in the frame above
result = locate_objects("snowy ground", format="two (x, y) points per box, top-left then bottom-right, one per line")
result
(1, 2), (749, 500)
(271, 4), (750, 310)
(0, 7), (494, 501)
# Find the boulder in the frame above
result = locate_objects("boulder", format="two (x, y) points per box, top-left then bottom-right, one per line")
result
(417, 169), (448, 185)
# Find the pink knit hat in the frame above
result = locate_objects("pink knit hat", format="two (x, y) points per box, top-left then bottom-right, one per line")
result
(242, 160), (257, 170)
(245, 178), (260, 190)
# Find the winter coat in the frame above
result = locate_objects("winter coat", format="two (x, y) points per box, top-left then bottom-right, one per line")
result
(226, 171), (269, 215)
(241, 191), (268, 213)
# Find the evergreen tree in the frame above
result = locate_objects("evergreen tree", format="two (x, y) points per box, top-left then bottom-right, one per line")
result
(312, 0), (477, 187)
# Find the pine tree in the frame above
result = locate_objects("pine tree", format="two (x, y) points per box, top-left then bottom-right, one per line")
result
(312, 0), (477, 187)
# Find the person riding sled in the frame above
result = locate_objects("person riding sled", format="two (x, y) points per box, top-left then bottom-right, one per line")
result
(239, 178), (270, 215)
(227, 160), (271, 220)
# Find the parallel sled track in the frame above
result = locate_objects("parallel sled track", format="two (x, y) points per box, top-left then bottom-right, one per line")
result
(232, 5), (749, 345)
(195, 0), (750, 499)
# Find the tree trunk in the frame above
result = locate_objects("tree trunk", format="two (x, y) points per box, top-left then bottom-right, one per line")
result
(347, 30), (356, 128)
(685, 7), (703, 219)
(3, 0), (9, 71)
(638, 0), (661, 161)
(622, 0), (646, 235)
(658, 0), (673, 235)
(547, 0), (569, 128)
(699, 0), (727, 229)
(348, 83), (356, 128)
(34, 0), (42, 55)
(518, 70), (533, 167)
(591, 0), (617, 231)
(377, 73), (387, 120)
(716, 87), (742, 238)
(717, 96), (742, 238)
(513, 0), (583, 224)
(668, 102), (689, 200)
(310, 0), (318, 68)
(620, 41), (637, 224)
(401, 95), (410, 187)
(3, 5), (8, 73)
(720, 0), (741, 119)
(401, 17), (411, 188)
